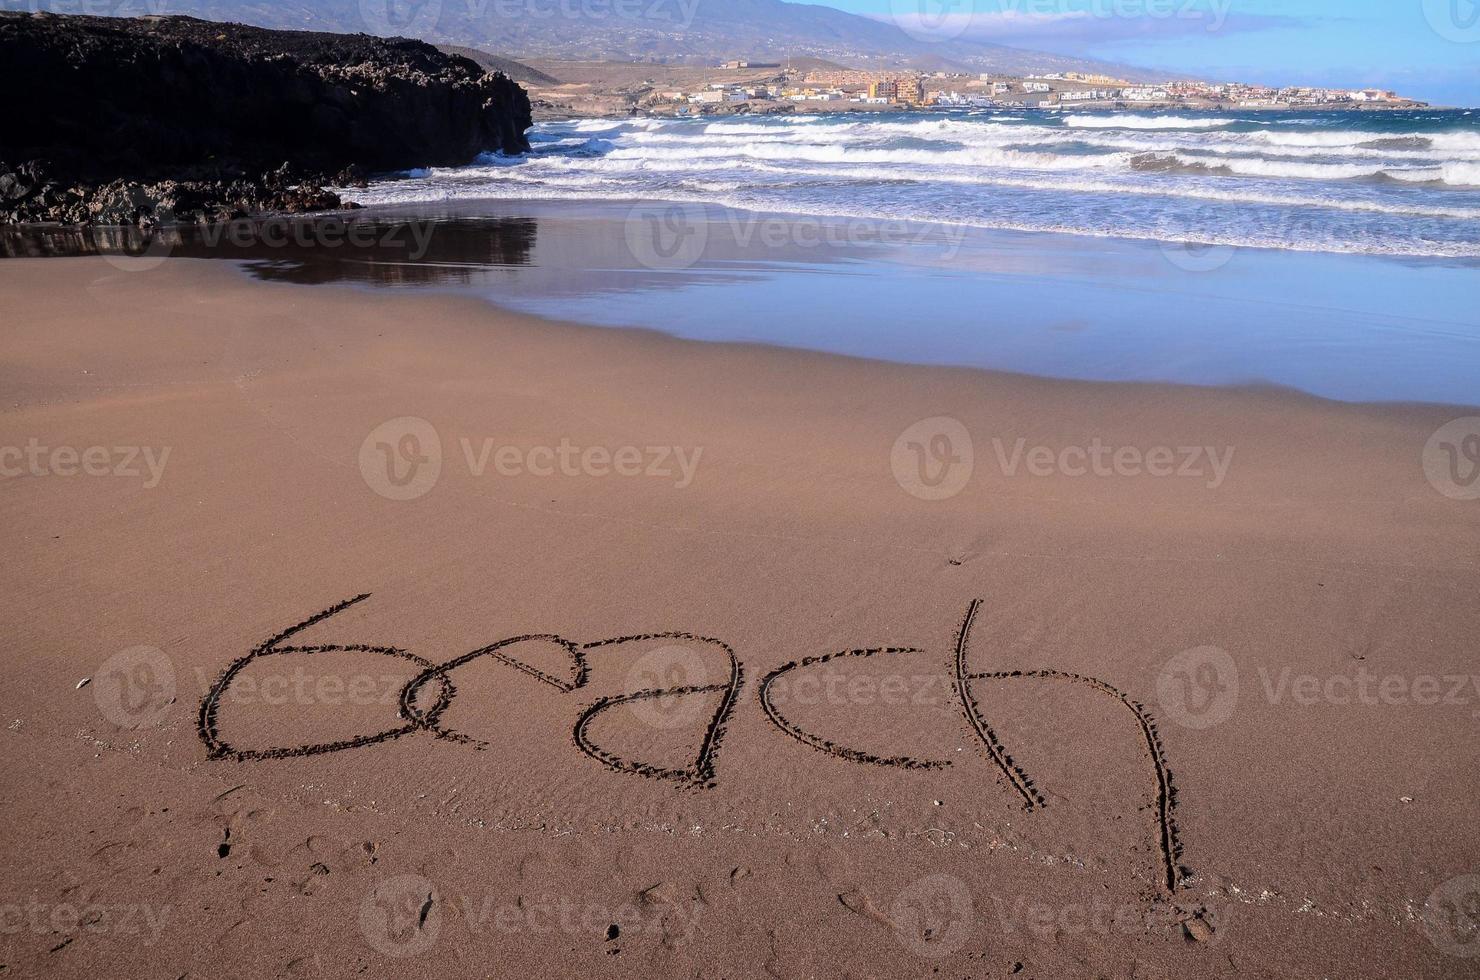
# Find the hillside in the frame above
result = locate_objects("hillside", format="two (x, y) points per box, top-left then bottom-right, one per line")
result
(437, 45), (559, 86)
(154, 0), (1163, 80)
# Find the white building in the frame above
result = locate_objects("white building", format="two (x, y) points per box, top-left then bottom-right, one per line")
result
(1122, 87), (1170, 102)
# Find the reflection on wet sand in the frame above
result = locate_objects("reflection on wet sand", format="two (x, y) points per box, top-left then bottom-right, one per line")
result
(4, 200), (1478, 405)
(0, 215), (539, 287)
(0, 203), (930, 296)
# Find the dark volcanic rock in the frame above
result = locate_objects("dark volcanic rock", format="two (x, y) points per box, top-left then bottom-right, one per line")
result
(0, 11), (533, 225)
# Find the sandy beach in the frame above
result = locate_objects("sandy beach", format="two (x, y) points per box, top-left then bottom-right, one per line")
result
(1, 254), (1476, 977)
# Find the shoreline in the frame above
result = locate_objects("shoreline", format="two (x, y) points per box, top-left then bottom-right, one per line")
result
(12, 194), (1480, 266)
(16, 249), (1480, 415)
(6, 200), (1478, 408)
(342, 190), (1480, 263)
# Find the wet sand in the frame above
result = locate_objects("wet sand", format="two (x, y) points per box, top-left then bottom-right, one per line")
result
(10, 201), (1477, 405)
(1, 256), (1478, 978)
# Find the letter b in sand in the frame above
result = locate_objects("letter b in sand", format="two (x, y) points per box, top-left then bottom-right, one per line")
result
(892, 417), (973, 501)
(1156, 646), (1238, 730)
(360, 417), (442, 501)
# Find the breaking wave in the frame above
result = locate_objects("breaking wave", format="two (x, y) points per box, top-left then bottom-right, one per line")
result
(353, 108), (1480, 258)
(1065, 114), (1241, 130)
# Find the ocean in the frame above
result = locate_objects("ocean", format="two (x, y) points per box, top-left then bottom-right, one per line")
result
(350, 108), (1480, 259)
(8, 109), (1474, 404)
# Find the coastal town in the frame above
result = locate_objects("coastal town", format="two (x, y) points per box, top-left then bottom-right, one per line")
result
(644, 65), (1426, 115)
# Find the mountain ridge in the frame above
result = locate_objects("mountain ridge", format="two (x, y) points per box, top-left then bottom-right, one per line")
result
(150, 0), (1167, 80)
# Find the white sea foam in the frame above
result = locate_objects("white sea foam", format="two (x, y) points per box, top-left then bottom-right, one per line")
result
(1177, 155), (1406, 180)
(605, 141), (1131, 171)
(1386, 161), (1480, 186)
(1066, 114), (1239, 130)
(1255, 130), (1396, 148)
(353, 111), (1480, 259)
(1430, 132), (1480, 152)
(1240, 129), (1479, 152)
(1203, 157), (1480, 186)
(628, 122), (1480, 168)
(344, 182), (1480, 258)
(766, 164), (1480, 219)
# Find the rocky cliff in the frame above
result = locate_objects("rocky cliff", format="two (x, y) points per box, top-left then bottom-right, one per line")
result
(0, 12), (532, 224)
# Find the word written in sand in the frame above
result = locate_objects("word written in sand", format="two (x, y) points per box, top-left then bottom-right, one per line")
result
(198, 596), (1187, 895)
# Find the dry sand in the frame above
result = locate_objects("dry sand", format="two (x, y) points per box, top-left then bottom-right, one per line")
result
(1, 257), (1477, 978)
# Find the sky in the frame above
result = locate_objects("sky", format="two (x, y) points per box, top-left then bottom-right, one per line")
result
(810, 0), (1480, 106)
